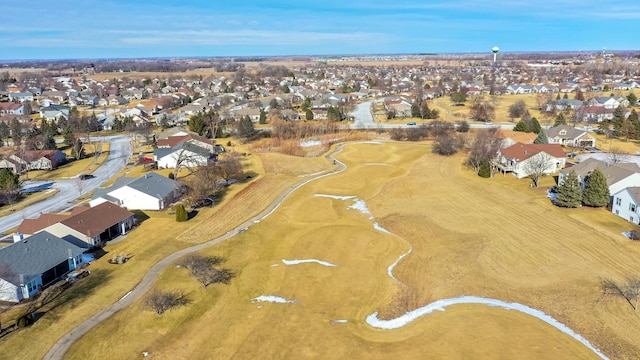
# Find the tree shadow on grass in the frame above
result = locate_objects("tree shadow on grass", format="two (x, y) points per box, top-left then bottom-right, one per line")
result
(131, 210), (150, 224)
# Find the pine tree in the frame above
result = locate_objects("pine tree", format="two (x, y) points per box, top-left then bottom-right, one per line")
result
(534, 131), (549, 144)
(478, 162), (491, 178)
(556, 171), (582, 208)
(530, 117), (542, 134)
(554, 113), (567, 126)
(259, 109), (267, 124)
(513, 120), (530, 132)
(175, 204), (188, 222)
(582, 169), (610, 207)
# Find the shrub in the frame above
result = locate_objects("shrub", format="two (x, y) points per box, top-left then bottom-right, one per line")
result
(168, 172), (175, 180)
(175, 204), (188, 222)
(144, 290), (188, 315)
(478, 162), (491, 178)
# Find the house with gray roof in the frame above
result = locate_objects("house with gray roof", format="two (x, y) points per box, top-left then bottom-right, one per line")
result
(90, 172), (182, 210)
(0, 231), (85, 302)
(154, 142), (214, 170)
(545, 125), (595, 148)
(611, 187), (640, 224)
(559, 158), (640, 203)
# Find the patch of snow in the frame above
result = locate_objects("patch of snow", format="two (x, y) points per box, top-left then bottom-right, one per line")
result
(366, 296), (609, 360)
(315, 194), (356, 201)
(546, 191), (558, 201)
(331, 319), (349, 324)
(271, 264), (279, 267)
(347, 199), (373, 219)
(300, 140), (322, 147)
(251, 295), (298, 304)
(282, 259), (338, 267)
(622, 232), (632, 239)
(373, 222), (391, 234)
(387, 245), (413, 282)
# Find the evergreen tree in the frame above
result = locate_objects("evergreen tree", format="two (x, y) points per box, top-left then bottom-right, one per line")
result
(175, 204), (188, 222)
(582, 169), (610, 207)
(530, 117), (542, 134)
(554, 113), (567, 126)
(259, 109), (267, 124)
(612, 105), (625, 131)
(628, 93), (638, 107)
(513, 120), (530, 133)
(43, 133), (57, 150)
(188, 113), (207, 135)
(556, 171), (582, 208)
(0, 122), (9, 145)
(305, 109), (314, 121)
(563, 93), (569, 99)
(478, 162), (491, 178)
(0, 168), (20, 191)
(237, 115), (255, 138)
(411, 102), (421, 118)
(534, 130), (549, 144)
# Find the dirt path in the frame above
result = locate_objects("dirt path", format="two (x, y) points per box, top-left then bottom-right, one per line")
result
(43, 145), (348, 360)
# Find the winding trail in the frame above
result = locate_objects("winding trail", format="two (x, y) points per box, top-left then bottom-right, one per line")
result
(45, 141), (608, 360)
(43, 144), (349, 360)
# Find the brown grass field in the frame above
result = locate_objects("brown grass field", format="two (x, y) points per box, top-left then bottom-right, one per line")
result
(3, 141), (634, 359)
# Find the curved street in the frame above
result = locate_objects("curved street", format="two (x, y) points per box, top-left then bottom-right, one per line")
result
(43, 144), (349, 360)
(0, 136), (132, 234)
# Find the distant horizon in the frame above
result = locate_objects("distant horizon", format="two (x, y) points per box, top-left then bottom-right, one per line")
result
(1, 49), (635, 64)
(1, 1), (639, 61)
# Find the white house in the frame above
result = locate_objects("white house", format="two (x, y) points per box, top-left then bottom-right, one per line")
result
(495, 143), (567, 179)
(154, 142), (212, 170)
(545, 125), (596, 148)
(90, 172), (182, 210)
(611, 187), (640, 224)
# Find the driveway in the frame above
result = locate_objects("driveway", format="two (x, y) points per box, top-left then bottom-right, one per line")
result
(0, 136), (132, 234)
(350, 100), (377, 129)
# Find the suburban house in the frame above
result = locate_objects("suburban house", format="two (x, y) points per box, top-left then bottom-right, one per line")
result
(11, 150), (67, 170)
(39, 105), (70, 121)
(7, 91), (34, 102)
(0, 157), (25, 174)
(493, 129), (537, 148)
(586, 96), (630, 109)
(156, 131), (218, 153)
(495, 143), (567, 179)
(611, 187), (640, 224)
(17, 202), (135, 248)
(0, 102), (24, 116)
(0, 231), (85, 303)
(154, 142), (215, 170)
(90, 172), (182, 210)
(558, 158), (640, 202)
(545, 125), (596, 148)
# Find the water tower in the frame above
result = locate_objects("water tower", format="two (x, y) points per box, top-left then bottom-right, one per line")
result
(492, 46), (500, 64)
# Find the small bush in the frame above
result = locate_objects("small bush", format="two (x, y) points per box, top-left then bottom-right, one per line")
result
(168, 173), (175, 180)
(175, 204), (188, 222)
(478, 162), (491, 178)
(144, 290), (188, 315)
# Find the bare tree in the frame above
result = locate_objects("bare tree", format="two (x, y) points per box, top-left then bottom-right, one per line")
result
(467, 128), (501, 175)
(215, 152), (244, 185)
(184, 163), (222, 207)
(171, 147), (204, 179)
(608, 147), (629, 164)
(600, 276), (640, 311)
(468, 96), (496, 122)
(522, 152), (553, 187)
(144, 289), (188, 315)
(73, 177), (84, 197)
(178, 254), (234, 287)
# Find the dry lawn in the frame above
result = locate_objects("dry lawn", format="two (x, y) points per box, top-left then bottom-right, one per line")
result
(52, 141), (640, 360)
(21, 142), (110, 181)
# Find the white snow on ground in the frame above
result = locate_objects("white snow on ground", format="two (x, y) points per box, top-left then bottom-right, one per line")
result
(387, 245), (413, 282)
(282, 259), (338, 267)
(373, 222), (391, 234)
(251, 295), (298, 304)
(622, 232), (632, 239)
(331, 319), (349, 324)
(366, 296), (609, 360)
(314, 194), (356, 201)
(300, 140), (322, 147)
(347, 199), (373, 219)
(546, 190), (558, 201)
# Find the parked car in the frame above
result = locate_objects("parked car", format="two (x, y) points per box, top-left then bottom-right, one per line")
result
(79, 174), (95, 180)
(407, 121), (417, 126)
(484, 121), (493, 125)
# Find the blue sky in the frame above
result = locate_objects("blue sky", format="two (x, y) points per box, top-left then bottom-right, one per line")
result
(1, 1), (639, 60)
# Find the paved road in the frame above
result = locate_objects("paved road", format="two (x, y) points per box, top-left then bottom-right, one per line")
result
(350, 100), (378, 129)
(43, 144), (349, 360)
(0, 136), (132, 234)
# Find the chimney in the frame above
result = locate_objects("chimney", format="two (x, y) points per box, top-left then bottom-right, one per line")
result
(13, 232), (24, 243)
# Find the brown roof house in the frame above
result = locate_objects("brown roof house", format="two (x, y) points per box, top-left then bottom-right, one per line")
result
(11, 150), (67, 170)
(495, 143), (567, 179)
(18, 202), (135, 248)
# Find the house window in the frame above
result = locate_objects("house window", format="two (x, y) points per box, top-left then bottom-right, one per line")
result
(630, 204), (636, 212)
(27, 280), (37, 293)
(616, 198), (622, 206)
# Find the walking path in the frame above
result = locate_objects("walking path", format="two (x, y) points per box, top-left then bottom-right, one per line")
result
(43, 144), (348, 360)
